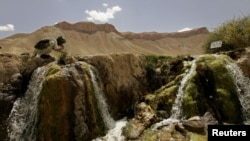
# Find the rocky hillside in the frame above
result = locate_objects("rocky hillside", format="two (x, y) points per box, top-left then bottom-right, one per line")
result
(0, 21), (209, 57)
(0, 47), (250, 140)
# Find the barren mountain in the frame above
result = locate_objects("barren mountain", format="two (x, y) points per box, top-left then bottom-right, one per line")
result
(0, 21), (209, 57)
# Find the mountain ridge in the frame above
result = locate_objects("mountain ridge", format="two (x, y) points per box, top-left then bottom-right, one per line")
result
(0, 21), (209, 56)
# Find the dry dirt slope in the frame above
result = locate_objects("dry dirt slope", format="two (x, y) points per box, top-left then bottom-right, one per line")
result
(0, 21), (209, 57)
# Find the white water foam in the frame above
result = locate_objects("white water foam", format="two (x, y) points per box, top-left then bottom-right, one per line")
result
(89, 68), (115, 130)
(225, 61), (250, 124)
(88, 66), (127, 141)
(7, 66), (48, 141)
(153, 60), (197, 130)
(170, 60), (197, 119)
(92, 118), (128, 141)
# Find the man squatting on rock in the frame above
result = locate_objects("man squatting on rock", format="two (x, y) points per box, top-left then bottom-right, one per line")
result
(31, 36), (66, 59)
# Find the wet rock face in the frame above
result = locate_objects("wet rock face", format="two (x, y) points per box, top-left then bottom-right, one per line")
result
(0, 55), (54, 105)
(79, 53), (147, 119)
(146, 56), (186, 92)
(0, 54), (55, 141)
(1, 52), (250, 141)
(38, 67), (76, 141)
(122, 102), (156, 139)
(237, 51), (250, 78)
(36, 55), (147, 140)
(37, 62), (106, 141)
(122, 54), (248, 141)
(0, 73), (22, 100)
(0, 53), (148, 140)
(0, 99), (13, 141)
(0, 54), (55, 100)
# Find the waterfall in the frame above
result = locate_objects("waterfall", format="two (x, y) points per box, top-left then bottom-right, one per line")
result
(225, 61), (250, 124)
(92, 118), (128, 141)
(7, 66), (48, 141)
(88, 67), (127, 141)
(89, 68), (115, 130)
(170, 60), (197, 119)
(153, 60), (197, 129)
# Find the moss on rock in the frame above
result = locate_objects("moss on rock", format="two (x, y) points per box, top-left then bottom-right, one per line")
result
(183, 81), (199, 118)
(37, 62), (106, 141)
(193, 55), (242, 123)
(204, 55), (242, 123)
(216, 88), (242, 123)
(46, 64), (61, 77)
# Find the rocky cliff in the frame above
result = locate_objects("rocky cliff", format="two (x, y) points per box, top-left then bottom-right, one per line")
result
(55, 21), (120, 34)
(122, 27), (209, 40)
(0, 48), (250, 140)
(0, 53), (147, 140)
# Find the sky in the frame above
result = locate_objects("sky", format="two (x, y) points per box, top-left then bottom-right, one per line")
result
(0, 0), (250, 39)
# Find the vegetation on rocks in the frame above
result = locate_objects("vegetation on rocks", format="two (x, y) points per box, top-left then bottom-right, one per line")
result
(38, 62), (106, 141)
(57, 52), (67, 65)
(181, 55), (242, 123)
(122, 53), (245, 141)
(145, 55), (171, 92)
(1, 51), (249, 141)
(197, 55), (242, 123)
(145, 55), (187, 92)
(46, 63), (61, 77)
(203, 15), (250, 53)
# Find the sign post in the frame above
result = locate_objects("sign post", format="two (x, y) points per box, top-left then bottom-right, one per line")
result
(210, 40), (223, 49)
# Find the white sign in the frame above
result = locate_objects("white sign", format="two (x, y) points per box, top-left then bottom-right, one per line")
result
(210, 40), (223, 49)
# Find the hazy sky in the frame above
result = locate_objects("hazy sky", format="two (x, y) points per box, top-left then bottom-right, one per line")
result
(0, 0), (250, 39)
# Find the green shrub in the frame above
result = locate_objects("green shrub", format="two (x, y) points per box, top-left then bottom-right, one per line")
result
(20, 52), (30, 56)
(57, 52), (67, 65)
(203, 15), (250, 53)
(145, 55), (172, 91)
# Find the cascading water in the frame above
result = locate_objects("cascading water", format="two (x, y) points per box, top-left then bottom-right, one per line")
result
(92, 118), (127, 141)
(170, 60), (197, 119)
(6, 61), (125, 141)
(154, 59), (197, 129)
(88, 68), (115, 130)
(88, 66), (128, 141)
(7, 66), (48, 141)
(225, 61), (250, 124)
